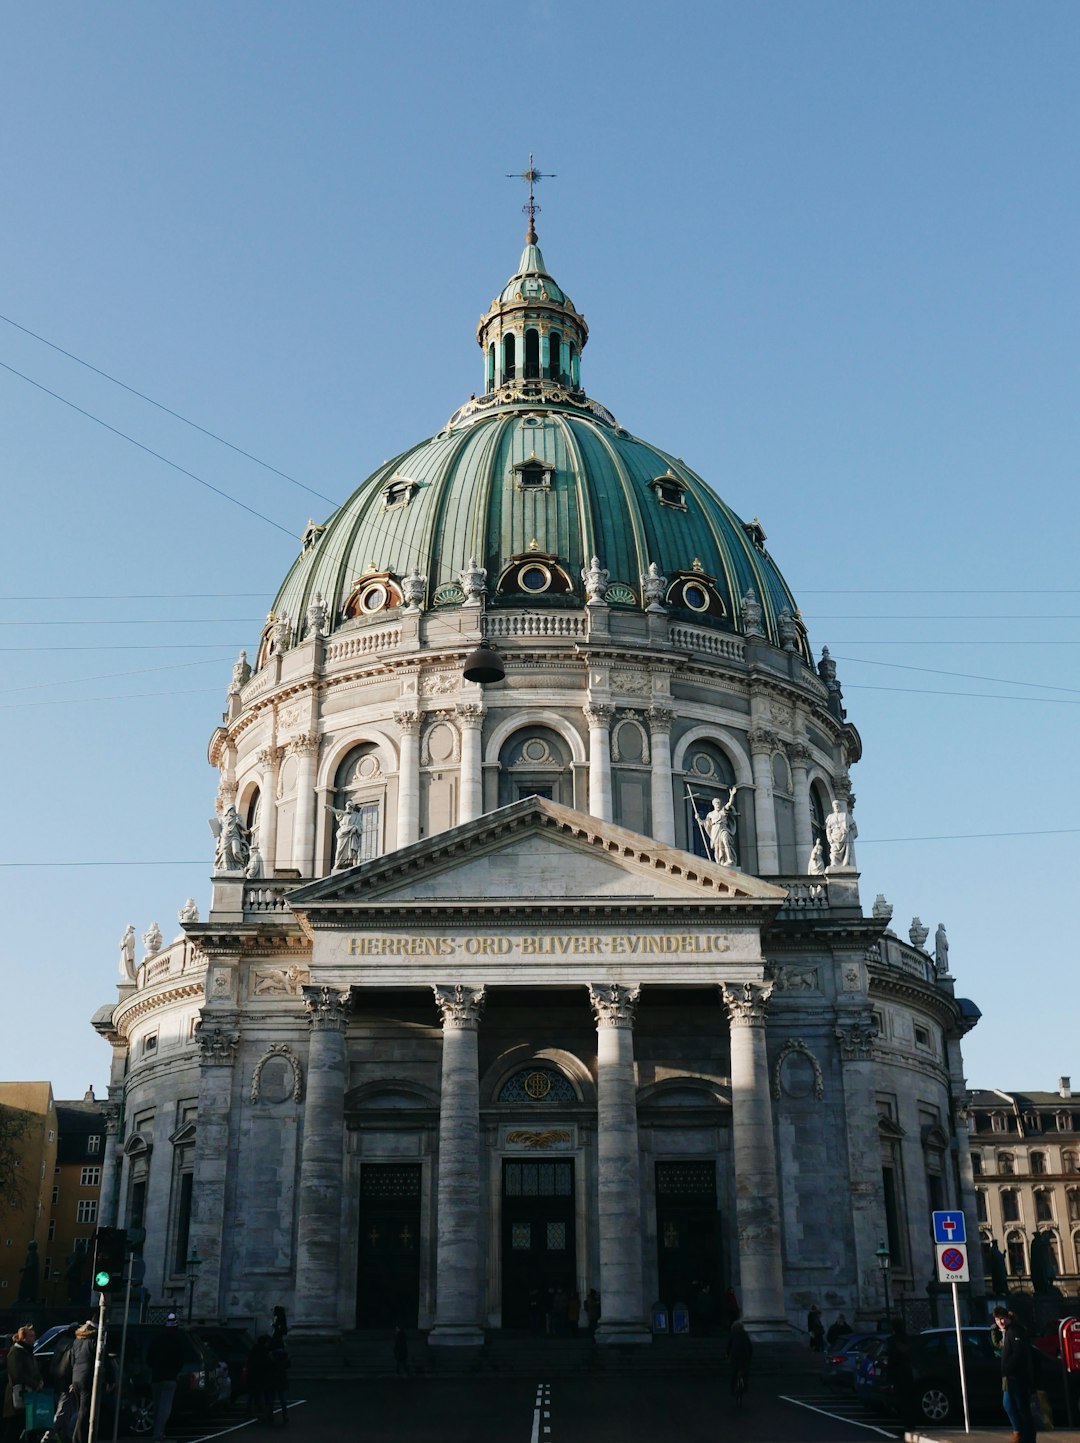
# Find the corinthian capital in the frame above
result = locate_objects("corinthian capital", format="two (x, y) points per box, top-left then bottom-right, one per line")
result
(455, 703), (484, 729)
(288, 733), (319, 758)
(720, 981), (773, 1027)
(835, 1018), (877, 1061)
(647, 706), (674, 736)
(748, 727), (779, 756)
(197, 1025), (240, 1066)
(302, 985), (353, 1031)
(394, 709), (422, 736)
(589, 982), (641, 1029)
(433, 984), (486, 1029)
(584, 704), (615, 728)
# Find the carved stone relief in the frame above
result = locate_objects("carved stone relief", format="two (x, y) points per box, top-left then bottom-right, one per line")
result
(251, 964), (310, 998)
(250, 1043), (303, 1104)
(771, 1039), (825, 1102)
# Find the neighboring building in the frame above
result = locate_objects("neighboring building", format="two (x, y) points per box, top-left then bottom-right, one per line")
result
(970, 1078), (1080, 1297)
(92, 221), (984, 1341)
(0, 1082), (57, 1305)
(48, 1094), (107, 1307)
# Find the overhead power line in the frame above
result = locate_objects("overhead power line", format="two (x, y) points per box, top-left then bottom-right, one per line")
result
(0, 310), (339, 506)
(834, 654), (1080, 696)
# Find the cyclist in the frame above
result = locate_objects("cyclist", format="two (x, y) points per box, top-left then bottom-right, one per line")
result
(727, 1319), (753, 1402)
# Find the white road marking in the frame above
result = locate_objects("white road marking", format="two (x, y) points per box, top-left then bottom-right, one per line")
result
(530, 1381), (550, 1443)
(188, 1399), (307, 1442)
(780, 1394), (899, 1438)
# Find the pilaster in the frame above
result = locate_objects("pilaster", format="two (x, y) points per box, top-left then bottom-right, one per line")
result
(190, 1017), (240, 1320)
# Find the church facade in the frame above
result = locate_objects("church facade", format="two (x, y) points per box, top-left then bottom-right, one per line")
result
(93, 226), (984, 1341)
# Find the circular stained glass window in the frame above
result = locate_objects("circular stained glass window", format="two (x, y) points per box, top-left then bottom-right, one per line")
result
(359, 583), (389, 613)
(683, 582), (710, 612)
(498, 1066), (576, 1104)
(519, 564), (551, 593)
(522, 738), (551, 763)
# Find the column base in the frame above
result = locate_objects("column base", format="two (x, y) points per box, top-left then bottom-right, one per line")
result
(594, 1320), (653, 1346)
(427, 1324), (486, 1348)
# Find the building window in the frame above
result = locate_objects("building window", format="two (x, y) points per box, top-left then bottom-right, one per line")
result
(971, 1153), (983, 1176)
(649, 473), (688, 510)
(1068, 1189), (1080, 1222)
(87, 1135), (101, 1155)
(1007, 1232), (1026, 1275)
(76, 1200), (98, 1224)
(547, 330), (562, 381)
(1031, 1152), (1047, 1176)
(1024, 1111), (1042, 1132)
(503, 333), (516, 381)
(173, 1172), (194, 1276)
(142, 1033), (158, 1056)
(498, 1067), (576, 1104)
(47, 1219), (56, 1241)
(1035, 1190), (1054, 1223)
(914, 1025), (930, 1048)
(330, 743), (386, 869)
(1058, 1112), (1074, 1131)
(992, 1112), (1008, 1133)
(998, 1152), (1015, 1175)
(524, 327), (540, 380)
(1063, 1151), (1078, 1174)
(51, 1185), (59, 1205)
(1001, 1189), (1020, 1223)
(80, 1166), (101, 1187)
(976, 1191), (988, 1222)
(48, 1129), (55, 1143)
(382, 477), (418, 509)
(498, 726), (574, 809)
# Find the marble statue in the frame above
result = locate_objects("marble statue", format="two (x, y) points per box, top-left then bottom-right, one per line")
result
(400, 569), (428, 610)
(119, 924), (137, 981)
(459, 557), (488, 605)
(640, 562), (668, 612)
(740, 587), (764, 637)
(934, 923), (949, 976)
(215, 805), (250, 873)
(703, 789), (741, 868)
(581, 556), (609, 606)
(228, 650), (251, 696)
(807, 839), (825, 875)
(305, 593), (329, 636)
(178, 899), (199, 925)
(142, 921), (163, 958)
(245, 844), (264, 879)
(327, 801), (368, 870)
(825, 799), (855, 868)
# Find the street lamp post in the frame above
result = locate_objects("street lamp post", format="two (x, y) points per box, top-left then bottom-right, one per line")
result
(185, 1245), (202, 1326)
(876, 1239), (892, 1323)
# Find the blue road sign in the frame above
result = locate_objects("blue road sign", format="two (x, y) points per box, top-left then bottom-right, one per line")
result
(933, 1210), (966, 1245)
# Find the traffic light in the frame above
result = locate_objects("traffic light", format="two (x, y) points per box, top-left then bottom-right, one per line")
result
(92, 1226), (127, 1291)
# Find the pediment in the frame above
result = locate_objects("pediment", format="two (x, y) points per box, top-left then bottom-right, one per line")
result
(290, 797), (788, 913)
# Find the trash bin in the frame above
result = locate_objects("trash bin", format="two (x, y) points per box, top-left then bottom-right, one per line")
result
(651, 1301), (669, 1334)
(672, 1302), (690, 1335)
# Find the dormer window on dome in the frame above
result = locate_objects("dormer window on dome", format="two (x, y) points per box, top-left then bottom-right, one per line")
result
(343, 572), (404, 619)
(498, 551), (573, 597)
(514, 456), (554, 490)
(666, 565), (727, 619)
(383, 476), (418, 510)
(650, 473), (688, 510)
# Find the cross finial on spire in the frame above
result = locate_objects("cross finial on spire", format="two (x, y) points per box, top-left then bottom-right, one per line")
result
(506, 153), (555, 243)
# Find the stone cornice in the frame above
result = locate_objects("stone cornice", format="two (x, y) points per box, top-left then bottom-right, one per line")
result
(112, 982), (204, 1036)
(868, 967), (966, 1031)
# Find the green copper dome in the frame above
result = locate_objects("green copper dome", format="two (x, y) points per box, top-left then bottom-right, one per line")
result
(268, 239), (806, 656)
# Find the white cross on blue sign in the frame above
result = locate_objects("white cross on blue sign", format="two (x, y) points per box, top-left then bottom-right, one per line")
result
(932, 1210), (966, 1245)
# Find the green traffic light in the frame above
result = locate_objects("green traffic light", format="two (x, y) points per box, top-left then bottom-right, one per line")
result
(94, 1270), (111, 1288)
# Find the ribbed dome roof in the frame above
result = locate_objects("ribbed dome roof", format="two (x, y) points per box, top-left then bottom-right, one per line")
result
(268, 237), (804, 654)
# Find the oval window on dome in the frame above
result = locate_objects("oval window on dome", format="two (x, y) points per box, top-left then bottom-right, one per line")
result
(359, 583), (389, 613)
(518, 564), (551, 593)
(682, 582), (710, 612)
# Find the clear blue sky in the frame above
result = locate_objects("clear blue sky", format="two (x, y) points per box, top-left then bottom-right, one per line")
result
(1, 2), (1077, 1098)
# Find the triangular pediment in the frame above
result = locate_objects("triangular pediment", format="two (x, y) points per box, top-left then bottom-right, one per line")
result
(289, 797), (787, 913)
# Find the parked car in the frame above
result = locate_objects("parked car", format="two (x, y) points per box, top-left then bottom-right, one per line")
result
(194, 1326), (255, 1401)
(822, 1331), (882, 1391)
(853, 1334), (890, 1409)
(860, 1325), (1069, 1427)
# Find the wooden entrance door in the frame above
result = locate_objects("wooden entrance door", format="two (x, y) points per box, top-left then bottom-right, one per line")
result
(356, 1163), (421, 1328)
(501, 1158), (576, 1329)
(654, 1161), (721, 1311)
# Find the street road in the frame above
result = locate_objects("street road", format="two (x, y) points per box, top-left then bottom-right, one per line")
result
(170, 1376), (904, 1443)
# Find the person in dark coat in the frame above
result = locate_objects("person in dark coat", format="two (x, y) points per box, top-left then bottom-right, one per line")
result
(271, 1307), (288, 1347)
(70, 1321), (98, 1443)
(584, 1289), (601, 1338)
(885, 1319), (915, 1428)
(3, 1325), (42, 1443)
(1000, 1308), (1037, 1443)
(807, 1305), (825, 1352)
(827, 1313), (852, 1348)
(147, 1313), (186, 1442)
(726, 1320), (753, 1395)
(246, 1336), (275, 1424)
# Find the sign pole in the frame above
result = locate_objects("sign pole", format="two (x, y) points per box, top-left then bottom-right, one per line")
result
(111, 1259), (135, 1443)
(951, 1279), (971, 1434)
(87, 1287), (108, 1443)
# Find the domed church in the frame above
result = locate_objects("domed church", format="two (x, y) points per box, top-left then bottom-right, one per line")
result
(93, 218), (983, 1343)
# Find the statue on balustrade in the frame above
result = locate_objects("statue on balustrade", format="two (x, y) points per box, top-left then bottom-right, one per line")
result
(703, 788), (741, 868)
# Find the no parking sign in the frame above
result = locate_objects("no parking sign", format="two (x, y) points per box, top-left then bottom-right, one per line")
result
(935, 1241), (970, 1283)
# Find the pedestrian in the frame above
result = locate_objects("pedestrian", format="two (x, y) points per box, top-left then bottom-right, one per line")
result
(3, 1324), (42, 1443)
(726, 1319), (753, 1396)
(551, 1287), (568, 1338)
(393, 1326), (409, 1378)
(147, 1311), (186, 1441)
(827, 1313), (852, 1348)
(567, 1291), (581, 1335)
(991, 1305), (1023, 1439)
(271, 1307), (288, 1347)
(245, 1336), (274, 1424)
(266, 1332), (289, 1424)
(885, 1319), (916, 1428)
(999, 1306), (1037, 1443)
(69, 1320), (98, 1443)
(584, 1289), (601, 1338)
(807, 1304), (825, 1352)
(721, 1287), (740, 1329)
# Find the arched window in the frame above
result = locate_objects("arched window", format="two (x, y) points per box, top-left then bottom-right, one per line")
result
(330, 743), (385, 869)
(680, 741), (738, 862)
(1007, 1231), (1026, 1276)
(809, 784), (829, 861)
(547, 330), (562, 380)
(503, 333), (516, 381)
(567, 341), (577, 385)
(1001, 1188), (1020, 1222)
(244, 787), (262, 851)
(487, 342), (496, 392)
(497, 1066), (577, 1104)
(971, 1152), (983, 1176)
(1035, 1189), (1054, 1223)
(498, 726), (574, 808)
(1068, 1188), (1080, 1222)
(612, 717), (650, 836)
(1063, 1150), (1078, 1174)
(1031, 1151), (1047, 1175)
(976, 1190), (988, 1222)
(998, 1152), (1015, 1175)
(1074, 1231), (1080, 1271)
(524, 328), (540, 379)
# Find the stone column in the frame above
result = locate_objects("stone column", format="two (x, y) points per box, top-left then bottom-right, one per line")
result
(721, 982), (789, 1336)
(97, 1102), (122, 1228)
(293, 986), (352, 1336)
(585, 704), (614, 822)
(456, 704), (484, 824)
(256, 745), (282, 873)
(429, 984), (486, 1347)
(647, 707), (676, 846)
(589, 983), (650, 1344)
(789, 741), (815, 870)
(395, 709), (422, 848)
(289, 735), (319, 876)
(834, 1015), (891, 1324)
(189, 1021), (240, 1319)
(749, 728), (780, 875)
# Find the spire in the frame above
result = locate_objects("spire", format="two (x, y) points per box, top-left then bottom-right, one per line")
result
(506, 154), (555, 244)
